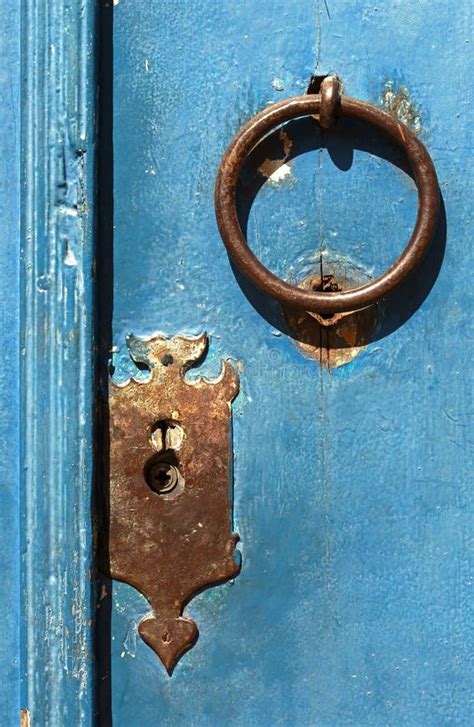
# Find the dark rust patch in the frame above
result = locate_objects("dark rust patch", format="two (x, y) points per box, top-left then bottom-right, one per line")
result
(108, 333), (239, 673)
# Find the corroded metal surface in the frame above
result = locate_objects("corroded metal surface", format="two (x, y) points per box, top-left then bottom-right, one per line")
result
(108, 333), (240, 674)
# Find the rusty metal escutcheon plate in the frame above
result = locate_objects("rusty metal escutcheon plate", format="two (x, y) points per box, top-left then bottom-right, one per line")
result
(108, 333), (240, 674)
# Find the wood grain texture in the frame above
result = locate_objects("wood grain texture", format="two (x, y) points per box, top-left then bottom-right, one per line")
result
(109, 1), (473, 724)
(21, 0), (96, 723)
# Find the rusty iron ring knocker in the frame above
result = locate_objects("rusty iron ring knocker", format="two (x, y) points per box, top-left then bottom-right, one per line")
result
(215, 76), (440, 314)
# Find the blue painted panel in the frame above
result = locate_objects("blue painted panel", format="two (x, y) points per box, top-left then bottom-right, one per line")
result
(0, 1), (21, 722)
(111, 2), (473, 725)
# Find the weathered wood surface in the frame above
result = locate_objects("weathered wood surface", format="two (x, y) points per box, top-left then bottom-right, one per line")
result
(18, 0), (97, 723)
(7, 0), (472, 724)
(0, 1), (21, 723)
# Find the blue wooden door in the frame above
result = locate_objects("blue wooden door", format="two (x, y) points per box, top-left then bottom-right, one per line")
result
(104, 2), (473, 725)
(5, 0), (473, 724)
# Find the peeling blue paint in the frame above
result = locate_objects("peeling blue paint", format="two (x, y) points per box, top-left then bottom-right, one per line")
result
(381, 80), (422, 133)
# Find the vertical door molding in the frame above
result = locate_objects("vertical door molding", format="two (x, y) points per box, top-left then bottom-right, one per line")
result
(21, 0), (97, 722)
(0, 0), (21, 723)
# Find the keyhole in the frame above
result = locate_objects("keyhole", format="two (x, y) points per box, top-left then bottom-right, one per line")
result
(146, 460), (180, 494)
(144, 446), (184, 497)
(150, 419), (184, 453)
(145, 420), (184, 496)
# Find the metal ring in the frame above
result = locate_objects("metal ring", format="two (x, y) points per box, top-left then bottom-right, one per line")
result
(215, 93), (440, 314)
(319, 76), (341, 129)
